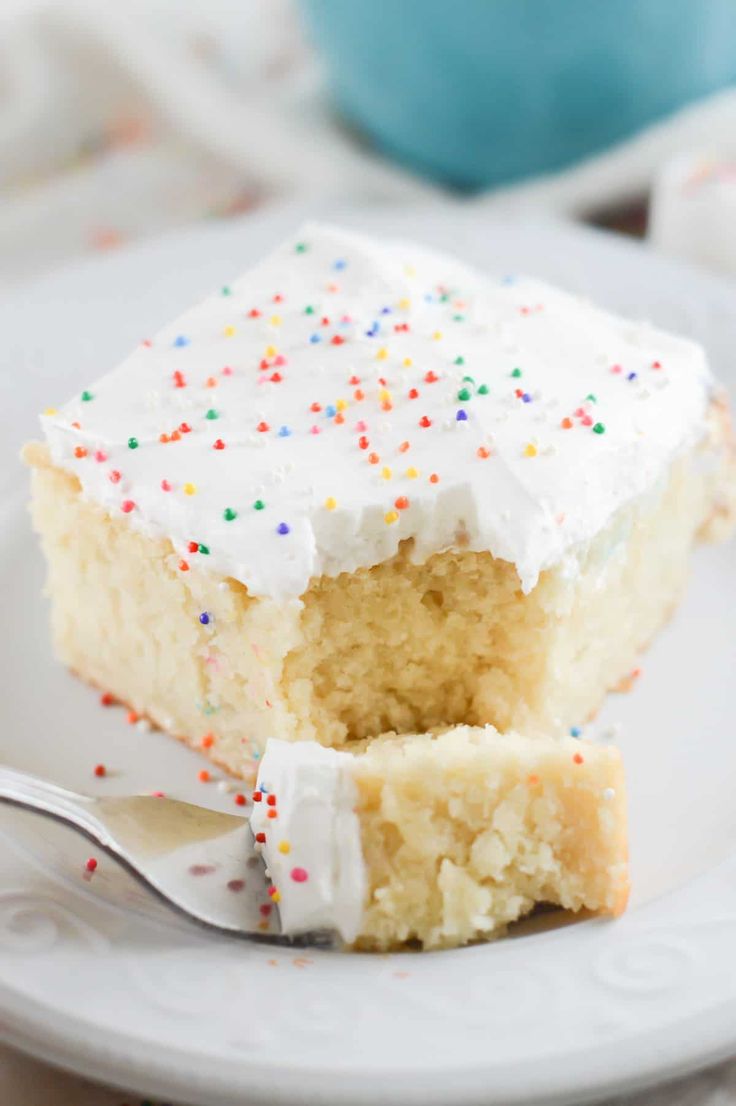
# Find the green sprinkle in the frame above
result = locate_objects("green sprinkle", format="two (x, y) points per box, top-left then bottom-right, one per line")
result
(511, 368), (522, 378)
(586, 393), (597, 403)
(127, 437), (139, 450)
(205, 408), (219, 420)
(593, 422), (606, 435)
(253, 499), (265, 511)
(477, 383), (489, 395)
(81, 390), (93, 402)
(439, 293), (450, 303)
(221, 285), (232, 296)
(457, 388), (472, 402)
(462, 375), (476, 384)
(304, 305), (315, 315)
(223, 507), (237, 521)
(198, 543), (210, 555)
(295, 242), (308, 254)
(454, 356), (465, 366)
(453, 313), (465, 322)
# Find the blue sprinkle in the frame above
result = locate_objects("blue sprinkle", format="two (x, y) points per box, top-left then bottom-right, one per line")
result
(627, 371), (637, 381)
(277, 425), (291, 437)
(309, 333), (321, 344)
(456, 409), (468, 422)
(424, 293), (435, 303)
(380, 306), (392, 315)
(365, 322), (379, 337)
(199, 612), (210, 625)
(570, 726), (582, 738)
(325, 405), (337, 418)
(173, 335), (190, 347)
(277, 522), (290, 535)
(333, 259), (347, 271)
(522, 392), (532, 403)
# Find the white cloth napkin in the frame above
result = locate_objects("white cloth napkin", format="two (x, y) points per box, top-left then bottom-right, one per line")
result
(2, 2), (736, 1102)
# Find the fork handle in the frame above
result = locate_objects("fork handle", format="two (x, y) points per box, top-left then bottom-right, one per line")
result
(0, 765), (109, 844)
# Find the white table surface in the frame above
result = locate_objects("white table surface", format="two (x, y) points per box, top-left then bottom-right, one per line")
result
(2, 1043), (736, 1106)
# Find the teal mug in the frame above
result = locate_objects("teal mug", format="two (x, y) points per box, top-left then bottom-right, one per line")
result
(300, 0), (736, 189)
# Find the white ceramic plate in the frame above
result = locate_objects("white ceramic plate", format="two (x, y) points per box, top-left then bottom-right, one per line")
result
(1, 204), (736, 1106)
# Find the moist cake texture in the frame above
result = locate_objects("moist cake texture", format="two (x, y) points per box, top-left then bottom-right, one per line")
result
(250, 728), (629, 950)
(25, 224), (736, 947)
(25, 223), (736, 771)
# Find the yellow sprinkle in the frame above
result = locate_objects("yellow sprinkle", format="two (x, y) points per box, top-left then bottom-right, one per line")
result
(265, 345), (277, 358)
(271, 890), (282, 904)
(183, 482), (197, 495)
(381, 466), (392, 480)
(398, 296), (411, 309)
(376, 347), (388, 361)
(384, 510), (399, 525)
(269, 315), (282, 327)
(523, 443), (538, 458)
(223, 325), (236, 337)
(406, 466), (419, 479)
(379, 388), (392, 403)
(43, 407), (58, 416)
(324, 497), (337, 511)
(335, 398), (348, 412)
(278, 840), (291, 854)
(432, 330), (443, 341)
(402, 357), (413, 368)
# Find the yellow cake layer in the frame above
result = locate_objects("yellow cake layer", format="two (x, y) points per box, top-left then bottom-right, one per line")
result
(24, 398), (734, 778)
(349, 725), (628, 950)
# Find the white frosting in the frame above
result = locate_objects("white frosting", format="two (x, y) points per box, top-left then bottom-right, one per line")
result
(250, 739), (365, 942)
(41, 222), (714, 597)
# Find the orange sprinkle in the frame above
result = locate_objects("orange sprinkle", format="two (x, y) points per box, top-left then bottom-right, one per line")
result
(74, 446), (88, 459)
(368, 452), (380, 465)
(201, 733), (215, 749)
(527, 774), (540, 786)
(398, 441), (410, 453)
(179, 560), (189, 572)
(429, 473), (440, 483)
(561, 417), (573, 429)
(476, 446), (490, 459)
(267, 809), (278, 819)
(573, 753), (584, 765)
(126, 710), (139, 725)
(198, 769), (211, 783)
(395, 496), (409, 510)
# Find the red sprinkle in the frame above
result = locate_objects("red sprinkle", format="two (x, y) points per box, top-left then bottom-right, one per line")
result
(93, 763), (106, 778)
(120, 499), (135, 513)
(255, 832), (266, 844)
(290, 867), (308, 883)
(213, 439), (226, 450)
(419, 416), (432, 428)
(85, 857), (98, 873)
(252, 791), (262, 802)
(109, 470), (121, 484)
(234, 793), (246, 807)
(99, 692), (115, 707)
(266, 794), (277, 807)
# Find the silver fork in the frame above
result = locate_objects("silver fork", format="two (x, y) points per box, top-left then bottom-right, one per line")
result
(0, 766), (330, 946)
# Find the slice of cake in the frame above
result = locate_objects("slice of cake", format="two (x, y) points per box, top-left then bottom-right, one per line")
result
(25, 222), (735, 782)
(250, 727), (628, 950)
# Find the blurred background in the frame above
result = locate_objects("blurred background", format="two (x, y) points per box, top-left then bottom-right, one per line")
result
(2, 0), (736, 290)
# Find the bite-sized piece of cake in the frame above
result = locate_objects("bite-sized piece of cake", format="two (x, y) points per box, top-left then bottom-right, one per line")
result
(25, 223), (736, 776)
(250, 727), (629, 951)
